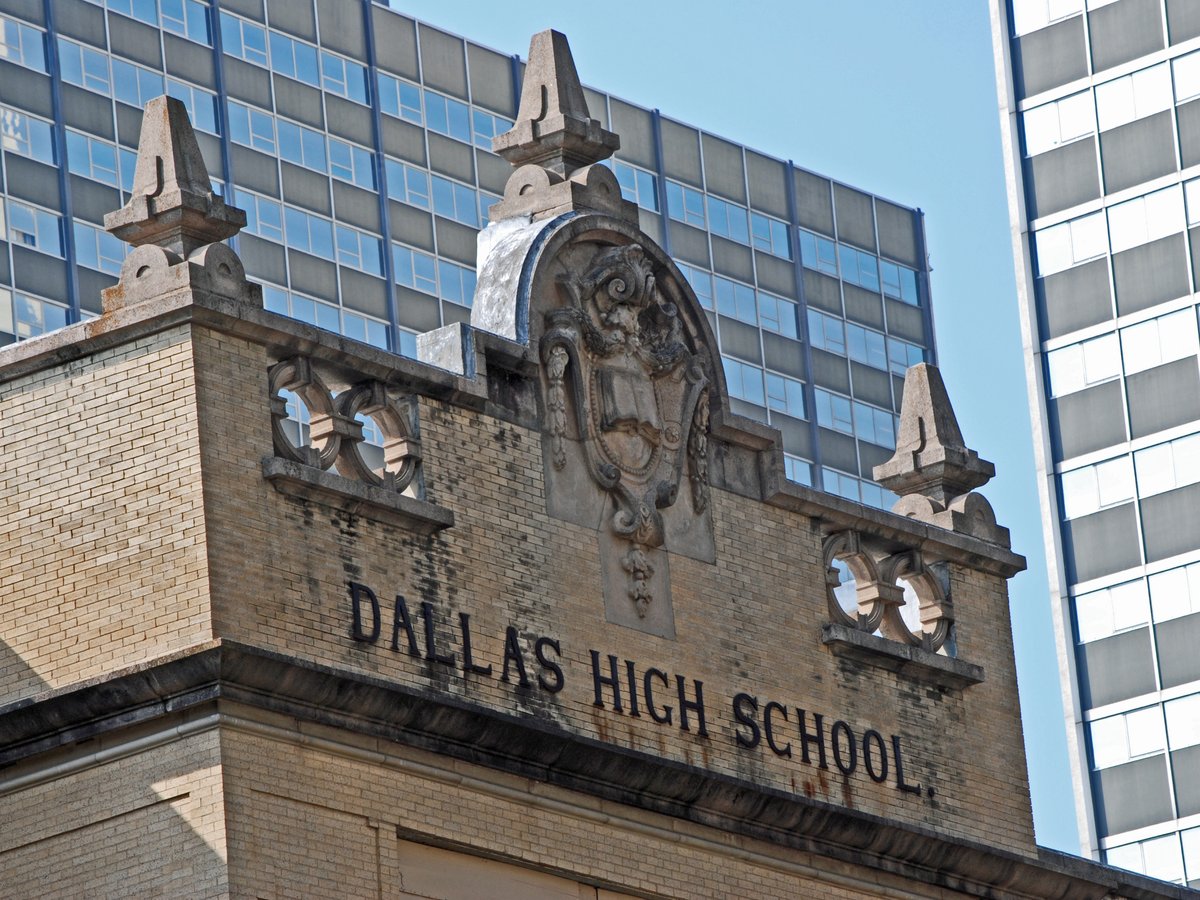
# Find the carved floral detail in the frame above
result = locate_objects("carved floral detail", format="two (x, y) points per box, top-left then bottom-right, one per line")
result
(622, 545), (655, 618)
(688, 388), (710, 513)
(546, 344), (569, 470)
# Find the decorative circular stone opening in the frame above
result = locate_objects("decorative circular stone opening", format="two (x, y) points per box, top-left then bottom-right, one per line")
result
(879, 554), (954, 655)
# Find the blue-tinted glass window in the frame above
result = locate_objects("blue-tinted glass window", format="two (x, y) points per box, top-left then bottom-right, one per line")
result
(708, 196), (749, 244)
(480, 192), (500, 226)
(839, 244), (881, 292)
(784, 455), (813, 486)
(73, 220), (126, 274)
(471, 107), (512, 148)
(815, 388), (853, 434)
(856, 249), (879, 291)
(396, 329), (418, 358)
(58, 38), (110, 93)
(2, 107), (55, 165)
(277, 119), (326, 172)
(107, 0), (156, 24)
(342, 310), (389, 350)
(119, 147), (137, 193)
(384, 158), (430, 209)
(766, 372), (806, 419)
(111, 58), (164, 108)
(1, 16), (46, 72)
(880, 260), (902, 299)
(837, 244), (858, 284)
(798, 229), (838, 277)
(235, 188), (283, 242)
(884, 258), (922, 302)
(220, 12), (267, 66)
(438, 259), (476, 307)
(714, 276), (757, 324)
(269, 32), (319, 86)
(758, 292), (797, 339)
(430, 174), (479, 227)
(853, 400), (896, 449)
(751, 212), (791, 259)
(1, 290), (68, 339)
(722, 357), (766, 406)
(887, 337), (924, 375)
(808, 309), (845, 355)
(321, 51), (369, 104)
(393, 243), (437, 294)
(676, 261), (713, 310)
(284, 206), (333, 259)
(329, 138), (375, 190)
(161, 0), (210, 45)
(666, 181), (705, 228)
(263, 284), (288, 314)
(845, 322), (887, 370)
(898, 266), (918, 304)
(227, 101), (275, 154)
(335, 224), (382, 276)
(6, 200), (63, 256)
(424, 90), (471, 143)
(66, 130), (119, 186)
(377, 73), (422, 123)
(614, 161), (659, 212)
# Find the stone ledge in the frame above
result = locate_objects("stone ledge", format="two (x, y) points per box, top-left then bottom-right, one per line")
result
(0, 642), (1187, 900)
(261, 456), (454, 534)
(821, 623), (984, 689)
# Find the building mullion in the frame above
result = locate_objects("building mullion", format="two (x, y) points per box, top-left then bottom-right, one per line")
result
(357, 0), (400, 354)
(42, 0), (82, 325)
(785, 160), (824, 483)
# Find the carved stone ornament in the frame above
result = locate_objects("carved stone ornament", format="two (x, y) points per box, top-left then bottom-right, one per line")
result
(823, 531), (956, 655)
(873, 363), (1010, 548)
(537, 236), (715, 637)
(102, 95), (260, 311)
(466, 30), (721, 638)
(267, 356), (423, 497)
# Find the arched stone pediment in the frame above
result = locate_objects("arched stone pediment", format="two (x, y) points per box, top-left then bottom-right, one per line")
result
(472, 211), (721, 638)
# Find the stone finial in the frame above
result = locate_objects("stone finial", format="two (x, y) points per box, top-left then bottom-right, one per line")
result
(873, 363), (1009, 547)
(487, 31), (634, 224)
(104, 96), (245, 257)
(101, 96), (260, 312)
(492, 30), (619, 176)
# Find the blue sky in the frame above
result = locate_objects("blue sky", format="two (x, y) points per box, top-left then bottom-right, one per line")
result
(395, 0), (1079, 852)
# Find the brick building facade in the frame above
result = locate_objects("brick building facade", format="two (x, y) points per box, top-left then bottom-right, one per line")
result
(0, 30), (1189, 899)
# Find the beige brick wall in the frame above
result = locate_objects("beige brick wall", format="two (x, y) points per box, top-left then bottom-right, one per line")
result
(0, 326), (212, 703)
(0, 315), (1039, 897)
(186, 325), (1035, 857)
(0, 727), (227, 896)
(221, 723), (933, 900)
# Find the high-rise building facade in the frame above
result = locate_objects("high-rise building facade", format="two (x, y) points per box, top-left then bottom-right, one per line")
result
(0, 0), (935, 510)
(991, 0), (1200, 886)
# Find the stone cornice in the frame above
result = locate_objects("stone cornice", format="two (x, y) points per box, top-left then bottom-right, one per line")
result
(0, 642), (1182, 900)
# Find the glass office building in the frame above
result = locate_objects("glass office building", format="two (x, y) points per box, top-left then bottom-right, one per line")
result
(0, 0), (935, 508)
(991, 0), (1200, 886)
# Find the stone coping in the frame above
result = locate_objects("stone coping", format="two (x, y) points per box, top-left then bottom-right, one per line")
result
(0, 641), (1186, 900)
(0, 291), (1024, 578)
